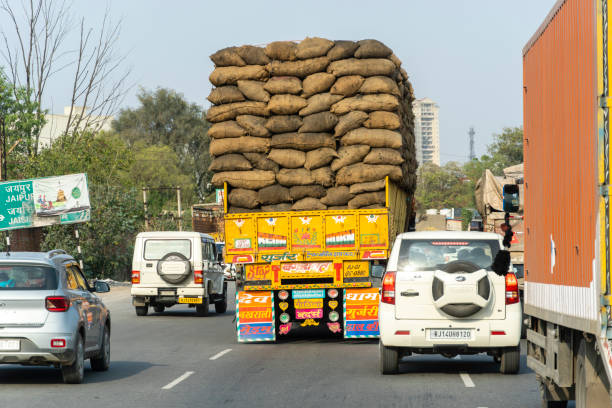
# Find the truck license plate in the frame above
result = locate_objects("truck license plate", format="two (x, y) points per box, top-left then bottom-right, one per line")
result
(429, 329), (472, 340)
(0, 339), (20, 351)
(178, 297), (202, 304)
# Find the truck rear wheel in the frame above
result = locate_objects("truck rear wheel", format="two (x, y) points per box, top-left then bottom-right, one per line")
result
(575, 338), (609, 408)
(135, 305), (148, 316)
(379, 342), (399, 375)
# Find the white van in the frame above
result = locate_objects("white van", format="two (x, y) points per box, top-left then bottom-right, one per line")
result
(130, 231), (227, 317)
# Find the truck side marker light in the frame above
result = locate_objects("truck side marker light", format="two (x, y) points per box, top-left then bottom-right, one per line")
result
(278, 323), (291, 335)
(328, 300), (338, 310)
(329, 311), (340, 322)
(280, 313), (290, 324)
(327, 322), (342, 333)
(279, 290), (289, 300)
(279, 302), (289, 311)
(328, 288), (339, 299)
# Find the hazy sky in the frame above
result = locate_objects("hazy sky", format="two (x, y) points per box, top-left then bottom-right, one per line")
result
(1, 1), (555, 163)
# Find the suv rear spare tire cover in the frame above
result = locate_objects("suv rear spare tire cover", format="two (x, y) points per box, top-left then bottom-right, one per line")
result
(433, 260), (491, 318)
(157, 252), (192, 284)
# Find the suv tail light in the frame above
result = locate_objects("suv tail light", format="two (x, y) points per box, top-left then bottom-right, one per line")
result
(381, 271), (396, 305)
(131, 270), (140, 284)
(46, 296), (70, 312)
(505, 273), (519, 305)
(194, 270), (203, 284)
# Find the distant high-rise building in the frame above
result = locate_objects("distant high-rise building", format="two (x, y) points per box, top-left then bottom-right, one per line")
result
(412, 98), (440, 166)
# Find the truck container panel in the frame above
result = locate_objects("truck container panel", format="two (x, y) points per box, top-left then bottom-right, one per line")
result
(523, 0), (600, 332)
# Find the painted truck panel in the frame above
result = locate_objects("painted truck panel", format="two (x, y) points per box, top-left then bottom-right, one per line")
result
(522, 0), (600, 331)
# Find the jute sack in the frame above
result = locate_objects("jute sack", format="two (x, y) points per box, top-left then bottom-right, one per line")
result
(302, 72), (335, 97)
(229, 207), (259, 213)
(229, 188), (259, 209)
(340, 128), (402, 148)
(290, 185), (326, 200)
(363, 111), (400, 130)
(236, 115), (270, 137)
(327, 58), (395, 77)
(264, 76), (302, 95)
(265, 115), (303, 133)
(212, 170), (276, 189)
(330, 145), (370, 171)
(276, 168), (314, 186)
(334, 111), (368, 137)
(330, 75), (364, 97)
(363, 148), (404, 165)
(359, 76), (400, 96)
(296, 37), (334, 59)
(210, 65), (268, 86)
(268, 94), (308, 115)
(354, 39), (392, 58)
(311, 166), (334, 187)
(299, 93), (343, 116)
(208, 121), (247, 139)
(267, 57), (330, 78)
(299, 112), (338, 133)
(327, 40), (359, 61)
(236, 45), (270, 65)
(210, 136), (270, 155)
(268, 149), (306, 168)
(261, 203), (292, 212)
(349, 179), (386, 194)
(210, 47), (246, 67)
(257, 184), (292, 205)
(206, 101), (268, 122)
(320, 186), (354, 206)
(264, 41), (297, 61)
(348, 191), (386, 209)
(388, 53), (402, 68)
(236, 80), (270, 102)
(243, 152), (279, 172)
(271, 132), (335, 151)
(292, 197), (326, 211)
(208, 154), (253, 172)
(207, 86), (245, 105)
(304, 147), (338, 170)
(336, 163), (402, 185)
(331, 94), (399, 114)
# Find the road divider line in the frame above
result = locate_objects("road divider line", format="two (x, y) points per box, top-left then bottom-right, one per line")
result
(162, 371), (194, 390)
(210, 348), (233, 360)
(459, 372), (475, 388)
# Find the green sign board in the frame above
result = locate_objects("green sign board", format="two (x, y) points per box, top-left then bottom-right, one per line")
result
(0, 174), (90, 231)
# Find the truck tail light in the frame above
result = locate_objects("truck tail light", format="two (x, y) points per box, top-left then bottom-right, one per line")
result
(46, 296), (70, 312)
(505, 273), (519, 305)
(131, 270), (140, 284)
(381, 271), (396, 305)
(194, 270), (203, 284)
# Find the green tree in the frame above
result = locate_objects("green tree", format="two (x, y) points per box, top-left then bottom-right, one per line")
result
(112, 88), (212, 200)
(484, 127), (523, 175)
(415, 162), (474, 211)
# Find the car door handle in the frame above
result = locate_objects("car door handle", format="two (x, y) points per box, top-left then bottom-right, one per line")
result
(401, 291), (419, 297)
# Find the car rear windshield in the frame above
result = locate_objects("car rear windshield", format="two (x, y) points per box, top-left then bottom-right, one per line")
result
(397, 239), (501, 271)
(144, 239), (192, 260)
(0, 265), (58, 290)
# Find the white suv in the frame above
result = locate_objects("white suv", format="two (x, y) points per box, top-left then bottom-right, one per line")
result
(379, 231), (521, 374)
(131, 231), (227, 316)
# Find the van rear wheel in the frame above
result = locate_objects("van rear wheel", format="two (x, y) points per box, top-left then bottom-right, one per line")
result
(195, 296), (210, 317)
(215, 283), (228, 314)
(380, 342), (399, 375)
(153, 305), (165, 313)
(135, 305), (148, 316)
(500, 346), (520, 374)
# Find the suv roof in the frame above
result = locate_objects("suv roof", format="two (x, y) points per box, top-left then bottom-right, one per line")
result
(396, 231), (502, 240)
(136, 231), (215, 241)
(0, 250), (75, 268)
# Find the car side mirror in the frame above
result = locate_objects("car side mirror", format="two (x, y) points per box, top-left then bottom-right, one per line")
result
(503, 184), (520, 213)
(93, 280), (110, 293)
(371, 265), (385, 279)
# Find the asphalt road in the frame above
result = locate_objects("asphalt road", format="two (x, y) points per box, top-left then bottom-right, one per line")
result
(0, 283), (558, 408)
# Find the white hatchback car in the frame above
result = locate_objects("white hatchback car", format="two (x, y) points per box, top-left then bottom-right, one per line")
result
(379, 231), (521, 374)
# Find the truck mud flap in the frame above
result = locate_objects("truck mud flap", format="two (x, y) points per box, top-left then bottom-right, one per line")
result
(236, 291), (275, 342)
(343, 288), (380, 339)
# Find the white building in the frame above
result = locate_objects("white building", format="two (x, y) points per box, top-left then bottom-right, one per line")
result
(38, 106), (113, 149)
(412, 98), (440, 166)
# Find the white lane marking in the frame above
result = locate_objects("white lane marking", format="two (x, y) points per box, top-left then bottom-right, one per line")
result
(162, 371), (194, 390)
(459, 372), (475, 388)
(209, 348), (233, 360)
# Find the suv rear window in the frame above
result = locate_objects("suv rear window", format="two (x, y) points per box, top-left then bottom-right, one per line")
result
(144, 239), (192, 260)
(0, 265), (58, 290)
(397, 239), (500, 271)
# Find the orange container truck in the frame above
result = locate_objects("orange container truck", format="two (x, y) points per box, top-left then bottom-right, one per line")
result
(523, 0), (612, 406)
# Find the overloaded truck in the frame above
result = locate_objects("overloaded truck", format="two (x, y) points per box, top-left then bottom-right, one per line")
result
(523, 0), (612, 406)
(205, 38), (417, 341)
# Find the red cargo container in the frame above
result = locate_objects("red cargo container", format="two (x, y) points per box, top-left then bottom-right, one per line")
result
(523, 0), (612, 405)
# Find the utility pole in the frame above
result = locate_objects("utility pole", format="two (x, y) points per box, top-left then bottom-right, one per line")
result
(0, 115), (5, 181)
(468, 127), (476, 161)
(176, 186), (182, 231)
(142, 187), (149, 230)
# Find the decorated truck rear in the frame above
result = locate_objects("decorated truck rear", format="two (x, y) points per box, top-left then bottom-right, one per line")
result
(224, 178), (410, 341)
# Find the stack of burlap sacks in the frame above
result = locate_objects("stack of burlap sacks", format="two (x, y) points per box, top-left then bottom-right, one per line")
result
(206, 38), (417, 212)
